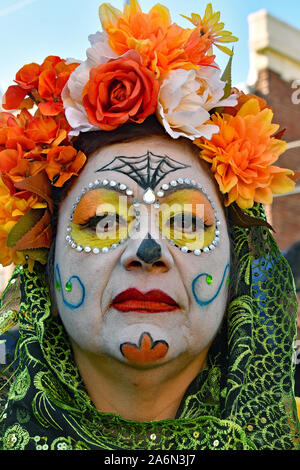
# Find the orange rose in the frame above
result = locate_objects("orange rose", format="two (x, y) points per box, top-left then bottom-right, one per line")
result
(82, 51), (159, 131)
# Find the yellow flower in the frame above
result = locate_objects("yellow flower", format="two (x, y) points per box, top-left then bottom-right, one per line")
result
(0, 176), (46, 267)
(182, 3), (238, 56)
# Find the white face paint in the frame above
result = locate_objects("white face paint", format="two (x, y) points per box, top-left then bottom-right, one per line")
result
(54, 135), (230, 370)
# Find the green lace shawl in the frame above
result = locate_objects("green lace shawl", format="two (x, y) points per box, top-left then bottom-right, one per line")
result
(0, 204), (299, 450)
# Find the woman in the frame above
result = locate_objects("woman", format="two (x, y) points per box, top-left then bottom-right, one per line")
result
(0, 0), (299, 451)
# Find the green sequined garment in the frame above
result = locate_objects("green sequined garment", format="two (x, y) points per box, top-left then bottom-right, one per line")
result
(0, 204), (299, 450)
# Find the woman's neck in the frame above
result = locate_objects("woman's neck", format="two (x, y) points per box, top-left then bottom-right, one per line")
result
(71, 344), (209, 422)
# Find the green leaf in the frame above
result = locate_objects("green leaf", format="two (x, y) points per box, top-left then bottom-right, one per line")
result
(221, 52), (233, 99)
(228, 203), (275, 232)
(6, 209), (45, 248)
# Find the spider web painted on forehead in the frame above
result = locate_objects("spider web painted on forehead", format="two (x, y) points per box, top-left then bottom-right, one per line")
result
(95, 151), (190, 190)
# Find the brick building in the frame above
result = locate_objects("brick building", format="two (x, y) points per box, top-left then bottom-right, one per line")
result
(247, 10), (300, 250)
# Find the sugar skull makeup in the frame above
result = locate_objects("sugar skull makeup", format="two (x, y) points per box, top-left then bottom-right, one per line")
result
(54, 135), (230, 371)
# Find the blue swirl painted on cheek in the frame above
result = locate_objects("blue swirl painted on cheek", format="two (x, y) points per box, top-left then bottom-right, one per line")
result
(55, 264), (85, 310)
(192, 263), (230, 307)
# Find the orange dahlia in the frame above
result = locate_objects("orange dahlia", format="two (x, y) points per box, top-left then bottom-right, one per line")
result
(195, 97), (295, 209)
(99, 0), (214, 77)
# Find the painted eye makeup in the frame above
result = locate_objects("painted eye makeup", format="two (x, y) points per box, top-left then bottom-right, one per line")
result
(154, 179), (220, 256)
(65, 178), (220, 257)
(66, 180), (135, 254)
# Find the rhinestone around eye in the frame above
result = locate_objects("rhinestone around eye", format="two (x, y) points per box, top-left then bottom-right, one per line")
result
(71, 243), (77, 249)
(111, 244), (119, 250)
(93, 248), (100, 254)
(181, 246), (188, 253)
(126, 189), (133, 196)
(84, 246), (92, 253)
(170, 180), (177, 187)
(157, 191), (164, 198)
(194, 249), (201, 256)
(102, 247), (109, 253)
(102, 179), (109, 186)
(203, 247), (210, 253)
(215, 230), (220, 236)
(66, 235), (71, 242)
(119, 184), (127, 191)
(88, 183), (94, 189)
(162, 184), (169, 191)
(177, 178), (184, 184)
(76, 246), (83, 252)
(209, 244), (215, 251)
(110, 180), (117, 187)
(184, 178), (191, 184)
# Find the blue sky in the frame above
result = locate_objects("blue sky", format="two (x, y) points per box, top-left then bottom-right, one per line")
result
(0, 0), (300, 94)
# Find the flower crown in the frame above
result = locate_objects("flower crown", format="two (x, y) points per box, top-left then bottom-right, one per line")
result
(0, 0), (296, 271)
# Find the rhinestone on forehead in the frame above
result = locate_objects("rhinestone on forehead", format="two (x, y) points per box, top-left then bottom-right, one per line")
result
(67, 179), (135, 254)
(154, 178), (221, 256)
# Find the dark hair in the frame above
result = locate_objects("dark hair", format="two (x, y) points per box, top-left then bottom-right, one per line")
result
(73, 115), (167, 155)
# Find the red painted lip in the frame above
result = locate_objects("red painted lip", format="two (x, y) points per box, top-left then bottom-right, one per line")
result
(111, 288), (180, 313)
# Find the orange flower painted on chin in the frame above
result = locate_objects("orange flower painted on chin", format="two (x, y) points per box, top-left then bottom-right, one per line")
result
(195, 97), (295, 209)
(120, 332), (169, 365)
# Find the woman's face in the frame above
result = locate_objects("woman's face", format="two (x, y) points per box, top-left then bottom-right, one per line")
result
(54, 135), (231, 369)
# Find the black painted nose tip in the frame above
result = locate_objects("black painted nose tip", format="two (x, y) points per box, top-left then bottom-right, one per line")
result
(136, 234), (162, 264)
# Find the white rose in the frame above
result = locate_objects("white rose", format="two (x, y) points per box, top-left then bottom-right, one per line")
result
(62, 32), (117, 136)
(156, 66), (237, 141)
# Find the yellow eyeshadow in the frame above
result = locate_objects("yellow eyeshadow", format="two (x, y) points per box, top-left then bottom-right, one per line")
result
(71, 188), (134, 248)
(158, 189), (216, 250)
